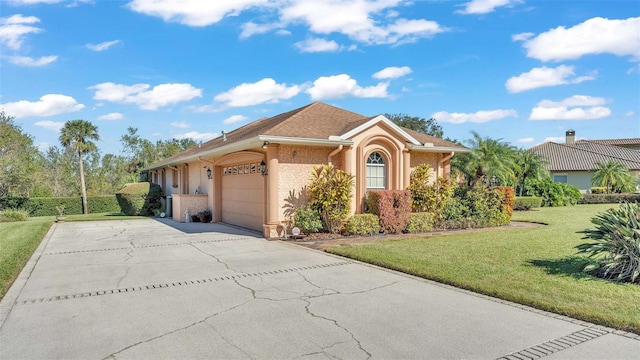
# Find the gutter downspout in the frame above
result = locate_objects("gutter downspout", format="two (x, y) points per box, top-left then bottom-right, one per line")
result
(438, 152), (454, 178)
(328, 145), (343, 166)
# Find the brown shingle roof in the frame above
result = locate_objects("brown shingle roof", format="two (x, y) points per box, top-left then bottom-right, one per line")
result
(530, 141), (640, 171)
(145, 102), (466, 169)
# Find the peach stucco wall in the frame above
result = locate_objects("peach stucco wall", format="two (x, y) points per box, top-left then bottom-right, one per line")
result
(171, 194), (208, 222)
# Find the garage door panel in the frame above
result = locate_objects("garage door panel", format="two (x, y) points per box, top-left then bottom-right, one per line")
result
(221, 170), (264, 231)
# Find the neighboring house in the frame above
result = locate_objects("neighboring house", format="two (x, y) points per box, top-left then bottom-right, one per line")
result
(144, 101), (468, 238)
(530, 130), (640, 193)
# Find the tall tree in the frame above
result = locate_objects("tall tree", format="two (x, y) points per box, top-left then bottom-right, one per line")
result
(0, 111), (43, 199)
(59, 120), (100, 214)
(514, 149), (549, 196)
(385, 113), (444, 138)
(452, 131), (517, 188)
(592, 160), (635, 193)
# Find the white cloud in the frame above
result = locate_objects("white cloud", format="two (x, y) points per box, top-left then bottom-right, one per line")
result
(280, 1), (446, 45)
(34, 120), (64, 131)
(456, 0), (518, 15)
(89, 82), (202, 110)
(306, 74), (388, 100)
(86, 40), (120, 51)
(516, 137), (535, 143)
(98, 112), (123, 121)
(174, 131), (217, 141)
(544, 136), (565, 143)
(372, 66), (412, 79)
(7, 55), (57, 66)
(127, 0), (446, 46)
(0, 94), (84, 118)
(515, 17), (640, 62)
(223, 115), (248, 124)
(529, 95), (611, 121)
(511, 32), (533, 42)
(431, 109), (517, 124)
(127, 0), (266, 27)
(505, 65), (596, 93)
(0, 14), (41, 50)
(214, 78), (301, 107)
(240, 21), (283, 39)
(627, 64), (640, 74)
(294, 37), (342, 53)
(170, 121), (190, 128)
(625, 111), (636, 117)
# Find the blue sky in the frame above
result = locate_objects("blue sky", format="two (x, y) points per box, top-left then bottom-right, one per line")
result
(1, 0), (639, 155)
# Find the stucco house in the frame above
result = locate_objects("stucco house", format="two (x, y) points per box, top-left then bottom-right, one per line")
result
(144, 102), (468, 238)
(530, 130), (640, 193)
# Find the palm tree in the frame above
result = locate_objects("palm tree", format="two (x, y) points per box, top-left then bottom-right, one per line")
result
(59, 120), (100, 214)
(514, 149), (549, 196)
(452, 131), (517, 188)
(592, 160), (634, 193)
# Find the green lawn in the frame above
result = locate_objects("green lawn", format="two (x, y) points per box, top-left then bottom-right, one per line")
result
(329, 204), (640, 334)
(0, 212), (146, 300)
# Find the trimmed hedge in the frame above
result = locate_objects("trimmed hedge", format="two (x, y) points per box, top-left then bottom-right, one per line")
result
(116, 182), (162, 216)
(580, 193), (640, 204)
(405, 212), (434, 233)
(590, 187), (607, 194)
(345, 214), (380, 236)
(514, 196), (543, 211)
(2, 196), (120, 216)
(366, 190), (412, 234)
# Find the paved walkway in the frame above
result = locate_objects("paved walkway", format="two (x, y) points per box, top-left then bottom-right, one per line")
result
(1, 220), (638, 359)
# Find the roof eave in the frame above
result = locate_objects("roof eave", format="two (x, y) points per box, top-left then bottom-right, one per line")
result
(409, 144), (472, 153)
(143, 136), (354, 171)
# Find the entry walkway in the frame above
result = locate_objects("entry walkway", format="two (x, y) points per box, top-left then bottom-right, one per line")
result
(1, 220), (637, 359)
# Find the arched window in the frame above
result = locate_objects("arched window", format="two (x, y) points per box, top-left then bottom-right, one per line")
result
(366, 152), (386, 189)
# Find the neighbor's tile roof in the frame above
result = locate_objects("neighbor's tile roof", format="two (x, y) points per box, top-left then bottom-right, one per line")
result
(147, 102), (466, 169)
(579, 138), (640, 146)
(530, 141), (640, 171)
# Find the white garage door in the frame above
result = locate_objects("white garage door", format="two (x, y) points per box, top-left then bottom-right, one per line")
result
(221, 162), (264, 231)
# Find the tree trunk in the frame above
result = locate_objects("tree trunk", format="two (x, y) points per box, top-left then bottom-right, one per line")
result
(79, 152), (88, 214)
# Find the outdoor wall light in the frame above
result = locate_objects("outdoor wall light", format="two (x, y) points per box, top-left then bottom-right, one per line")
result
(262, 141), (269, 150)
(204, 166), (212, 179)
(259, 160), (268, 176)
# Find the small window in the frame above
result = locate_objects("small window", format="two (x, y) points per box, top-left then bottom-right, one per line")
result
(366, 152), (386, 189)
(553, 175), (568, 184)
(251, 163), (256, 174)
(232, 165), (238, 175)
(244, 164), (250, 174)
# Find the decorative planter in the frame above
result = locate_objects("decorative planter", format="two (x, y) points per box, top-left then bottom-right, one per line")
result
(56, 216), (66, 223)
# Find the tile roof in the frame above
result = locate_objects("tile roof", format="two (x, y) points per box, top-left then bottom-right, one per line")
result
(579, 138), (640, 146)
(530, 141), (640, 171)
(146, 102), (466, 169)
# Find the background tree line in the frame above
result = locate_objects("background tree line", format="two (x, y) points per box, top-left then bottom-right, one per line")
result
(0, 111), (197, 201)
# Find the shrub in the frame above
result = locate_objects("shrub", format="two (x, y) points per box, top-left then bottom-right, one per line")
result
(0, 209), (29, 222)
(308, 165), (354, 233)
(0, 197), (29, 211)
(436, 184), (510, 229)
(495, 186), (515, 218)
(513, 196), (543, 210)
(409, 168), (453, 221)
(366, 190), (412, 234)
(294, 207), (322, 234)
(577, 202), (640, 284)
(405, 212), (434, 233)
(580, 193), (640, 204)
(87, 196), (120, 213)
(524, 177), (581, 207)
(590, 187), (608, 194)
(345, 214), (380, 236)
(115, 182), (162, 216)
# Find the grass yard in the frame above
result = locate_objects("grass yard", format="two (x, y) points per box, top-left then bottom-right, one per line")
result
(0, 212), (146, 300)
(329, 204), (640, 334)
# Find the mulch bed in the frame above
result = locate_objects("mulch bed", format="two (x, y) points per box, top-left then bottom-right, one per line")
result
(286, 221), (543, 251)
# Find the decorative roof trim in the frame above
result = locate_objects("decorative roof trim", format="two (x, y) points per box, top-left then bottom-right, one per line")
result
(338, 115), (421, 146)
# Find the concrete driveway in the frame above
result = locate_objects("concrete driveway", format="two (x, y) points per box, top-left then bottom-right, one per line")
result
(1, 219), (638, 359)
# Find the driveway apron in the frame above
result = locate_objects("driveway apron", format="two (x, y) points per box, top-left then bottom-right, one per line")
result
(1, 219), (638, 359)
